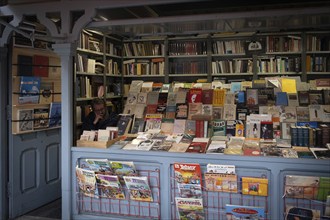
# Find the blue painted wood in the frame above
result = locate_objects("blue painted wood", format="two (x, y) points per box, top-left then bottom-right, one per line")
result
(70, 145), (330, 219)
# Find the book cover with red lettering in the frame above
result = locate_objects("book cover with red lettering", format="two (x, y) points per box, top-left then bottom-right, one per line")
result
(174, 162), (202, 186)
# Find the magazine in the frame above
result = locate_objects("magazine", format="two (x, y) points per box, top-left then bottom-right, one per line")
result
(204, 173), (238, 193)
(123, 176), (153, 202)
(175, 197), (205, 220)
(225, 204), (265, 220)
(177, 183), (203, 198)
(49, 102), (61, 127)
(285, 205), (320, 220)
(174, 162), (202, 186)
(241, 177), (269, 196)
(75, 167), (98, 198)
(284, 175), (320, 199)
(18, 76), (41, 104)
(95, 174), (125, 199)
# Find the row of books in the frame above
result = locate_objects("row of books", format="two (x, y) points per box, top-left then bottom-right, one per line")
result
(17, 102), (61, 132)
(120, 129), (330, 159)
(76, 159), (154, 201)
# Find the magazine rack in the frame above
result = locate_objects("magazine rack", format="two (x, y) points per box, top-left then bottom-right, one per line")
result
(70, 146), (330, 219)
(75, 158), (161, 219)
(170, 165), (271, 219)
(281, 170), (330, 219)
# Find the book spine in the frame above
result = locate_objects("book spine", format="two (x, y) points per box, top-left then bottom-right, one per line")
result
(315, 128), (323, 147)
(290, 125), (298, 146)
(302, 126), (309, 147)
(309, 128), (315, 148)
(321, 125), (330, 148)
(296, 126), (303, 146)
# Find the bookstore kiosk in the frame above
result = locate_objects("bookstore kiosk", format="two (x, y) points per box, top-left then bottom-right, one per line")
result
(1, 1), (330, 220)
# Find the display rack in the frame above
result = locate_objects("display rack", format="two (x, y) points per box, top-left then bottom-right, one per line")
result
(70, 146), (330, 219)
(170, 166), (271, 219)
(75, 158), (161, 219)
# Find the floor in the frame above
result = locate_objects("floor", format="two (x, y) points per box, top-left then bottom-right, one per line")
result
(14, 199), (61, 220)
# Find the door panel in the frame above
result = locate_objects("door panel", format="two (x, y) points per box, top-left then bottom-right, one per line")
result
(9, 130), (61, 218)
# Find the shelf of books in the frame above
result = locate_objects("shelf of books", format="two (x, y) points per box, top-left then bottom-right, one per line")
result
(75, 159), (161, 219)
(11, 46), (62, 134)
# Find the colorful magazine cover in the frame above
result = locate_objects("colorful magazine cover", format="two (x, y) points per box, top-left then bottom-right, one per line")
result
(174, 163), (202, 186)
(49, 102), (61, 127)
(95, 174), (125, 199)
(177, 183), (203, 198)
(285, 205), (320, 220)
(123, 176), (153, 202)
(241, 177), (268, 196)
(204, 173), (238, 193)
(285, 175), (320, 200)
(175, 197), (205, 220)
(225, 204), (265, 220)
(75, 167), (98, 198)
(18, 76), (41, 104)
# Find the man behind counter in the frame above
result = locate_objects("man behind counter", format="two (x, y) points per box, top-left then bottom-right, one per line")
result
(82, 98), (119, 131)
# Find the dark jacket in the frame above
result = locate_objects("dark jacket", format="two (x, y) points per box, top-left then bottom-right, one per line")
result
(82, 111), (119, 131)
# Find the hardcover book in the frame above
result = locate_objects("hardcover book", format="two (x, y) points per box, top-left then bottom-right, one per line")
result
(241, 177), (268, 196)
(17, 55), (33, 76)
(33, 55), (49, 77)
(187, 88), (203, 103)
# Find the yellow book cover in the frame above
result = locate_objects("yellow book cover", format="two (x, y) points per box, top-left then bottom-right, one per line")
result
(241, 177), (268, 196)
(281, 78), (297, 93)
(213, 89), (226, 106)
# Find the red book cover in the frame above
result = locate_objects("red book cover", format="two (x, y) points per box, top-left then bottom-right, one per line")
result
(146, 104), (158, 114)
(186, 141), (209, 153)
(33, 55), (49, 77)
(187, 88), (203, 103)
(202, 89), (213, 104)
(195, 120), (204, 138)
(173, 162), (202, 186)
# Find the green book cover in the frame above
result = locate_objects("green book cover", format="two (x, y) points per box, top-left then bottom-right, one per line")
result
(317, 177), (330, 201)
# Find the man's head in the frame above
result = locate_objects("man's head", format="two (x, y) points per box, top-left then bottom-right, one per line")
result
(92, 98), (106, 118)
